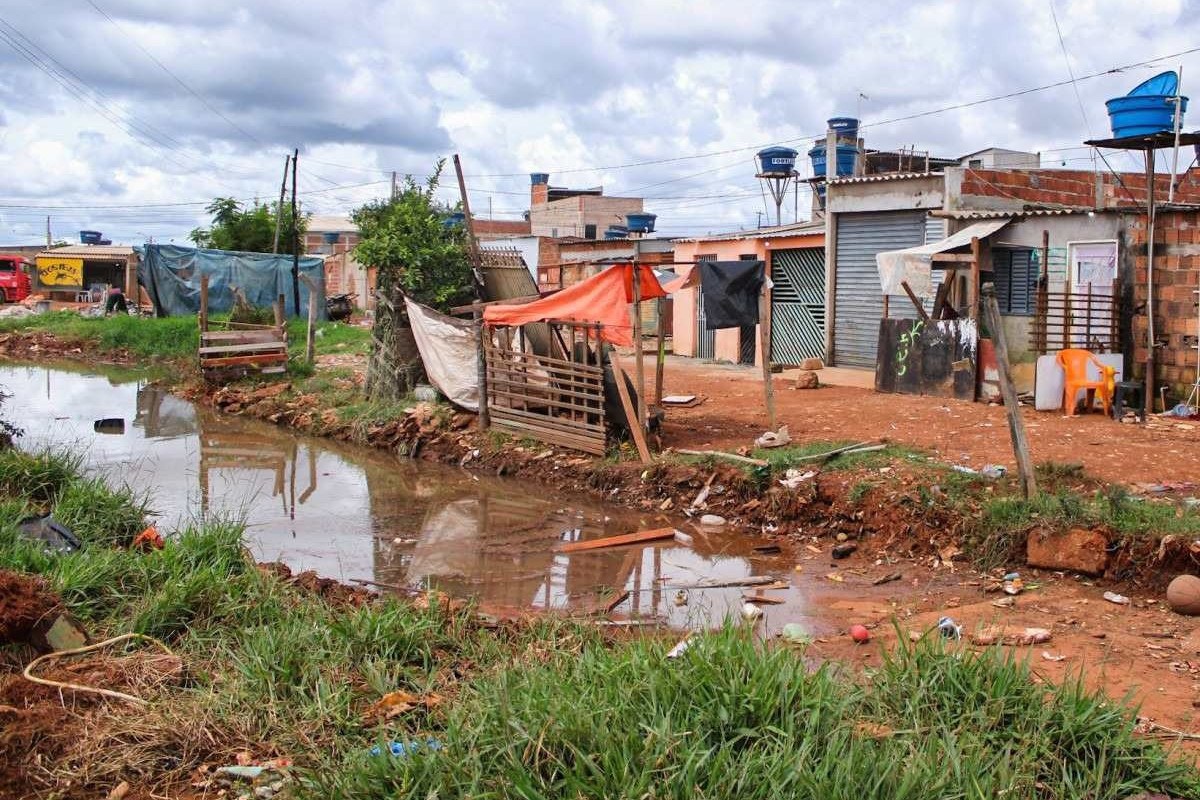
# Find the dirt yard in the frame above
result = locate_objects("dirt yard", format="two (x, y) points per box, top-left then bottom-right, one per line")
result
(658, 357), (1200, 487)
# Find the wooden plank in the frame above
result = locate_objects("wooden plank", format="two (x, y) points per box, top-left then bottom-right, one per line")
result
(450, 294), (542, 314)
(558, 527), (676, 553)
(486, 394), (606, 430)
(202, 331), (284, 344)
(299, 273), (318, 363)
(490, 418), (607, 455)
(489, 405), (606, 436)
(201, 353), (289, 368)
(900, 281), (930, 322)
(199, 273), (209, 333)
(981, 283), (1037, 499)
(930, 253), (975, 263)
(759, 278), (775, 430)
(674, 448), (768, 467)
(199, 341), (288, 355)
(609, 349), (651, 463)
(969, 236), (981, 321)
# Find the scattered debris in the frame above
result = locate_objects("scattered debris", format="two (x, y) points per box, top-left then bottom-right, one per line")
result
(832, 542), (858, 559)
(666, 635), (694, 659)
(661, 394), (703, 407)
(1003, 572), (1024, 596)
(17, 515), (81, 553)
(937, 617), (962, 640)
(872, 572), (902, 586)
(132, 525), (164, 551)
(754, 425), (791, 448)
(740, 602), (764, 622)
(752, 544), (782, 555)
(991, 597), (1016, 609)
(22, 633), (177, 706)
(559, 527), (676, 553)
(672, 531), (694, 546)
(778, 468), (817, 489)
(369, 739), (443, 757)
(669, 576), (776, 590)
(849, 624), (871, 644)
(1103, 591), (1131, 606)
(689, 473), (717, 510)
(673, 590), (688, 606)
(1041, 651), (1066, 662)
(675, 448), (768, 467)
(969, 626), (1052, 646)
(741, 593), (784, 605)
(699, 514), (727, 528)
(980, 464), (1007, 479)
(364, 689), (443, 724)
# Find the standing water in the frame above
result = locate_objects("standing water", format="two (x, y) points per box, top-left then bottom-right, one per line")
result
(4, 362), (831, 633)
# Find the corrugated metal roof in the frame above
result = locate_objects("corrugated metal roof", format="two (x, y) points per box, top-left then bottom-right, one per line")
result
(677, 220), (825, 243)
(932, 208), (1086, 220)
(827, 172), (943, 185)
(36, 245), (135, 259)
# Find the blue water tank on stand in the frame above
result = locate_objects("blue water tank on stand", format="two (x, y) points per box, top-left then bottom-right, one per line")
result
(827, 117), (860, 141)
(756, 146), (798, 175)
(322, 232), (340, 245)
(808, 144), (858, 178)
(1106, 71), (1188, 138)
(625, 213), (657, 234)
(79, 230), (102, 244)
(604, 227), (629, 239)
(530, 172), (550, 185)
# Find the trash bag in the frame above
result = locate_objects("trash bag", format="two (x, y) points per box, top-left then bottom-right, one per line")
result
(18, 515), (82, 553)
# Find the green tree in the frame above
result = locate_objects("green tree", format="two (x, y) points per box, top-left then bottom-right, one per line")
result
(351, 162), (472, 310)
(189, 198), (307, 254)
(351, 162), (473, 400)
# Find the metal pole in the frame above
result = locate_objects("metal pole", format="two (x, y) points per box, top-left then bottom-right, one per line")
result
(1145, 147), (1157, 418)
(1169, 65), (1185, 204)
(631, 240), (646, 432)
(290, 148), (300, 317)
(453, 154), (489, 429)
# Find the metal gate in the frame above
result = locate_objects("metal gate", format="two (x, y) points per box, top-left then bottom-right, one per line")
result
(833, 211), (928, 368)
(770, 247), (825, 365)
(695, 255), (716, 359)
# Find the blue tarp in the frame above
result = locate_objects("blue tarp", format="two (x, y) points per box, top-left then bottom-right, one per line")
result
(137, 244), (327, 319)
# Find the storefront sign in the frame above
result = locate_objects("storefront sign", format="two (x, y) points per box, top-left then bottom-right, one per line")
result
(35, 256), (84, 287)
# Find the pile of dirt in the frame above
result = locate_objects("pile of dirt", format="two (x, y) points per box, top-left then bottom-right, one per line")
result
(0, 331), (130, 364)
(0, 570), (62, 643)
(258, 562), (374, 606)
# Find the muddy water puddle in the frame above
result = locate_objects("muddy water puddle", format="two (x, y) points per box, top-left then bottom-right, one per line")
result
(4, 362), (857, 634)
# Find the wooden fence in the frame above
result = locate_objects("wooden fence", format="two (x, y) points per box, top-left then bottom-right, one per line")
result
(198, 274), (288, 374)
(1031, 285), (1119, 354)
(484, 321), (607, 455)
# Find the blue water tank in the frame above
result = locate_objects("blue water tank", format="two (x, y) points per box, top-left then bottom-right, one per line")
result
(530, 172), (550, 185)
(756, 146), (798, 175)
(808, 143), (858, 177)
(441, 212), (466, 228)
(80, 230), (102, 244)
(827, 117), (860, 141)
(1106, 71), (1188, 138)
(604, 227), (629, 239)
(625, 213), (657, 233)
(322, 232), (340, 244)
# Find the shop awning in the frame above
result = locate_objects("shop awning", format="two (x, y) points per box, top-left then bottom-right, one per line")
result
(876, 218), (1011, 298)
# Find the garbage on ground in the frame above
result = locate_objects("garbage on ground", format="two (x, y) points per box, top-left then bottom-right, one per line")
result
(778, 468), (817, 489)
(699, 514), (726, 528)
(661, 394), (702, 407)
(873, 572), (902, 585)
(673, 590), (688, 607)
(1167, 403), (1198, 418)
(1041, 651), (1066, 662)
(673, 531), (694, 546)
(17, 515), (81, 553)
(831, 542), (857, 559)
(132, 525), (164, 550)
(754, 425), (791, 449)
(980, 464), (1007, 479)
(364, 689), (443, 723)
(849, 624), (871, 643)
(741, 602), (764, 622)
(1003, 572), (1024, 595)
(666, 635), (694, 659)
(780, 623), (812, 645)
(969, 626), (1052, 646)
(951, 465), (977, 475)
(1103, 591), (1131, 605)
(991, 596), (1016, 608)
(1166, 574), (1200, 615)
(937, 616), (962, 640)
(369, 739), (442, 758)
(92, 417), (125, 434)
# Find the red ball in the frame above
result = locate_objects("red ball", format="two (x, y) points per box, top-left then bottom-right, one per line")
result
(849, 624), (871, 643)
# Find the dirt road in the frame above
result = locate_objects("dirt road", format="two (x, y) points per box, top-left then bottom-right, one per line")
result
(658, 358), (1200, 487)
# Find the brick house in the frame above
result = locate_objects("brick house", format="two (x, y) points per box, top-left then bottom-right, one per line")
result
(527, 173), (644, 240)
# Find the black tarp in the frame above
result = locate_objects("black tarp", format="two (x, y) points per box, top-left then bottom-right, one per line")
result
(699, 260), (764, 329)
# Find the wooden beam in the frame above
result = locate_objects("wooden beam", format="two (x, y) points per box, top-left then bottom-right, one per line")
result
(981, 282), (1037, 499)
(900, 281), (930, 322)
(198, 273), (209, 334)
(450, 294), (543, 314)
(930, 253), (975, 263)
(654, 296), (666, 406)
(608, 348), (652, 463)
(969, 236), (982, 320)
(758, 275), (776, 430)
(299, 273), (318, 363)
(674, 448), (768, 467)
(558, 527), (676, 553)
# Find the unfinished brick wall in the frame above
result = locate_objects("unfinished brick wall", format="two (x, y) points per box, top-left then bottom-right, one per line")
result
(1129, 210), (1200, 396)
(962, 168), (1200, 209)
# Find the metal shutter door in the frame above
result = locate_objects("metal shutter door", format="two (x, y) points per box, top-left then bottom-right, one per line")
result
(770, 247), (826, 364)
(833, 211), (928, 368)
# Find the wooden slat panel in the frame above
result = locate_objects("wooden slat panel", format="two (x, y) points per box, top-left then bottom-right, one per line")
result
(201, 353), (289, 367)
(491, 417), (607, 455)
(199, 341), (288, 355)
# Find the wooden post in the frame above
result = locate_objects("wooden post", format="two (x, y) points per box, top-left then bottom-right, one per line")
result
(290, 148), (300, 317)
(758, 274), (776, 430)
(882, 294), (889, 319)
(609, 348), (651, 464)
(900, 280), (930, 322)
(981, 282), (1037, 499)
(969, 236), (981, 321)
(654, 296), (666, 405)
(631, 258), (647, 432)
(274, 293), (285, 332)
(1144, 146), (1157, 418)
(298, 273), (318, 363)
(453, 154), (489, 429)
(273, 154), (290, 254)
(198, 273), (209, 334)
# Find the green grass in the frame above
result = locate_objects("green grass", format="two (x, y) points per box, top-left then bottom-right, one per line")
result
(1, 446), (1197, 798)
(284, 318), (371, 357)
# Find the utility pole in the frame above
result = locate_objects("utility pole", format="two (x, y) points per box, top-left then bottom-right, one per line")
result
(391, 171), (398, 200)
(273, 154), (290, 254)
(45, 216), (50, 247)
(290, 147), (300, 316)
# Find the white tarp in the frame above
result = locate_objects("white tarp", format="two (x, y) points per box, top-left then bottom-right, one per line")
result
(405, 297), (479, 411)
(875, 218), (1011, 298)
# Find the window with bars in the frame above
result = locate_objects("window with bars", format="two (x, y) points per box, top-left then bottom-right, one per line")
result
(993, 248), (1038, 316)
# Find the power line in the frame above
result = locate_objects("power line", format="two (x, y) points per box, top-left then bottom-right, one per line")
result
(0, 179), (389, 210)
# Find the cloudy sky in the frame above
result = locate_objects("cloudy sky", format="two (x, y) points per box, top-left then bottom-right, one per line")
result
(0, 0), (1198, 246)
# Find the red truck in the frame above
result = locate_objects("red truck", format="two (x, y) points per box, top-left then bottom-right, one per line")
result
(0, 255), (32, 303)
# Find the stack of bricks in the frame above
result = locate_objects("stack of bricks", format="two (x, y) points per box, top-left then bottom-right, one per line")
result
(1129, 210), (1200, 393)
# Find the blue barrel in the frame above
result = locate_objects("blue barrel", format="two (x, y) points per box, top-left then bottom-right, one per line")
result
(827, 117), (860, 141)
(1106, 71), (1187, 138)
(322, 232), (340, 244)
(530, 172), (549, 185)
(79, 230), (102, 244)
(625, 213), (657, 233)
(756, 146), (798, 175)
(441, 212), (466, 228)
(808, 144), (858, 177)
(604, 227), (629, 239)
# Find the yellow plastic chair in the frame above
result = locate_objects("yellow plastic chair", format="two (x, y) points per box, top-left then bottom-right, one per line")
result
(1056, 348), (1115, 417)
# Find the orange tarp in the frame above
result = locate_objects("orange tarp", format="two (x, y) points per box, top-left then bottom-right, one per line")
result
(483, 264), (665, 346)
